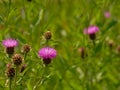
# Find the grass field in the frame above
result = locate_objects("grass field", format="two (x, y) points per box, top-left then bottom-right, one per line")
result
(0, 0), (120, 90)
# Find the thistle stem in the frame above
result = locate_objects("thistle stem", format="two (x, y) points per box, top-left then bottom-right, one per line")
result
(9, 78), (12, 90)
(92, 40), (95, 46)
(14, 66), (18, 90)
(8, 0), (12, 15)
(24, 53), (27, 60)
(33, 66), (46, 90)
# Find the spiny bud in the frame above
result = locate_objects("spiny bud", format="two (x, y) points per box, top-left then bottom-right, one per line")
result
(44, 31), (52, 40)
(6, 68), (15, 78)
(78, 47), (87, 59)
(20, 64), (27, 73)
(21, 44), (31, 54)
(108, 40), (114, 48)
(12, 54), (23, 66)
(116, 45), (120, 53)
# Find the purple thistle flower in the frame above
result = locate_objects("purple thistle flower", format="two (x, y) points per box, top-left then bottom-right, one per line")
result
(38, 47), (56, 59)
(84, 25), (99, 40)
(104, 11), (111, 18)
(38, 47), (57, 65)
(2, 38), (18, 48)
(2, 38), (18, 56)
(84, 25), (99, 35)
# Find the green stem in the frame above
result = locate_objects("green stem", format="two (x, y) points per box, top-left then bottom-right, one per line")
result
(14, 66), (18, 90)
(24, 53), (27, 60)
(92, 40), (95, 46)
(9, 78), (12, 90)
(8, 0), (11, 13)
(33, 66), (46, 90)
(46, 39), (49, 46)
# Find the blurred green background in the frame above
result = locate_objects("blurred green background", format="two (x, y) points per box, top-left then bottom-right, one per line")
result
(0, 0), (120, 90)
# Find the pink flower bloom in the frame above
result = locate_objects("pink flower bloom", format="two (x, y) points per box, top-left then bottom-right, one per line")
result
(84, 25), (99, 35)
(38, 47), (57, 59)
(2, 38), (18, 55)
(2, 38), (18, 48)
(104, 12), (111, 18)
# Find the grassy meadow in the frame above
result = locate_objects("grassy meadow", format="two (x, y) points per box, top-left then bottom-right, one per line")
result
(0, 0), (120, 90)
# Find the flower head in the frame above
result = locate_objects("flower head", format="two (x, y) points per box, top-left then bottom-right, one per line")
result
(21, 44), (31, 54)
(38, 47), (57, 65)
(2, 38), (18, 55)
(104, 11), (111, 18)
(6, 67), (15, 78)
(12, 54), (23, 66)
(44, 31), (52, 40)
(84, 25), (99, 40)
(2, 38), (18, 48)
(38, 47), (57, 59)
(84, 25), (99, 35)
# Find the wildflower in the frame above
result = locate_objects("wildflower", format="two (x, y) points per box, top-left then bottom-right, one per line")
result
(84, 25), (99, 40)
(44, 31), (52, 40)
(2, 38), (18, 55)
(38, 47), (57, 65)
(104, 11), (111, 18)
(21, 44), (31, 54)
(12, 54), (23, 66)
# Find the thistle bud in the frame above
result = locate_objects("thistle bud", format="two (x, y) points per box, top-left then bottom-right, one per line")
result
(108, 40), (114, 48)
(78, 47), (86, 59)
(6, 68), (15, 78)
(21, 44), (31, 54)
(44, 31), (52, 40)
(20, 64), (27, 73)
(12, 54), (23, 66)
(116, 45), (120, 53)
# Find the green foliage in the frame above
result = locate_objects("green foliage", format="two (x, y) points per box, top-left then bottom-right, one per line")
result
(0, 0), (120, 90)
